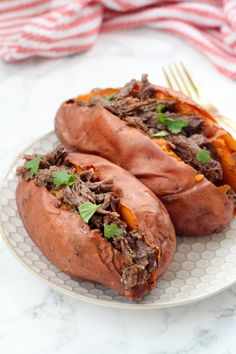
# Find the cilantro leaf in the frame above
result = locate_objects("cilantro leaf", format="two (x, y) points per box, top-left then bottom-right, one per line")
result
(104, 224), (123, 239)
(105, 93), (117, 101)
(167, 119), (189, 134)
(158, 113), (166, 124)
(157, 114), (188, 134)
(196, 150), (210, 164)
(153, 131), (168, 138)
(52, 170), (76, 187)
(157, 103), (165, 113)
(26, 155), (41, 176)
(78, 202), (101, 223)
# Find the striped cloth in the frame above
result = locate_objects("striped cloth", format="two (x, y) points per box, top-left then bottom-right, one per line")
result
(0, 1), (236, 79)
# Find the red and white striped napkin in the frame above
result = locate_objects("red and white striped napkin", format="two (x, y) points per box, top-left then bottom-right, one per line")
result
(0, 0), (236, 79)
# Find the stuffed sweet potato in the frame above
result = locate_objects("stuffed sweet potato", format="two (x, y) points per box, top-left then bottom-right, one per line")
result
(55, 75), (236, 237)
(16, 146), (175, 300)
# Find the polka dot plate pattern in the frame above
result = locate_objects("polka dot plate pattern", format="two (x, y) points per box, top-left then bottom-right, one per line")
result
(0, 132), (235, 309)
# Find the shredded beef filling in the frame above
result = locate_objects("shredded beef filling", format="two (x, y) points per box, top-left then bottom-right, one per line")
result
(17, 145), (157, 290)
(169, 135), (222, 183)
(78, 74), (224, 185)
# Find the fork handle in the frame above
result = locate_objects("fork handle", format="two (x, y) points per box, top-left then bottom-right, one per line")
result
(213, 114), (236, 134)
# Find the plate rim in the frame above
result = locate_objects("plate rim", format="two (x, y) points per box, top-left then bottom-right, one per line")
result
(0, 130), (235, 310)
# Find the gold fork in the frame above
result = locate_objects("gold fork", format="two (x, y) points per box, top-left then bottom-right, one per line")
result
(162, 62), (236, 133)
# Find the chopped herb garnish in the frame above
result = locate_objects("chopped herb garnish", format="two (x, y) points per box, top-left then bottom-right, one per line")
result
(152, 131), (168, 138)
(104, 224), (123, 239)
(157, 113), (188, 134)
(78, 202), (101, 223)
(158, 113), (166, 124)
(167, 119), (189, 134)
(157, 103), (165, 113)
(52, 170), (76, 187)
(26, 155), (41, 176)
(105, 93), (117, 101)
(196, 150), (210, 164)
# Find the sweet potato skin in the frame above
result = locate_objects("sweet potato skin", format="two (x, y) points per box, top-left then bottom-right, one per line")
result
(55, 100), (234, 236)
(162, 179), (232, 236)
(16, 153), (175, 300)
(17, 179), (126, 294)
(76, 85), (236, 191)
(56, 104), (197, 196)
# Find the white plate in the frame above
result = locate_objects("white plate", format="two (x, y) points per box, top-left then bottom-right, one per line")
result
(0, 131), (235, 309)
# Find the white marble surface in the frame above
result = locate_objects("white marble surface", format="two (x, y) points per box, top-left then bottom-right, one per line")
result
(0, 28), (236, 354)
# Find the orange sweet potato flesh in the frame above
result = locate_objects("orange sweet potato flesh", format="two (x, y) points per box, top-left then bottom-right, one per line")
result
(55, 86), (234, 236)
(16, 153), (175, 300)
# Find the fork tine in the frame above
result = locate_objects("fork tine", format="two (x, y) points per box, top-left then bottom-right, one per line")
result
(174, 62), (193, 98)
(180, 61), (200, 100)
(162, 67), (174, 90)
(168, 64), (182, 92)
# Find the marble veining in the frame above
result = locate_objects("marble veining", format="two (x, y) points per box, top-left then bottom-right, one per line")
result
(0, 28), (235, 354)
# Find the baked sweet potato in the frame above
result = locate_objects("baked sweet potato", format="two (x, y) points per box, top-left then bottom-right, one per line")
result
(55, 75), (235, 236)
(16, 146), (175, 300)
